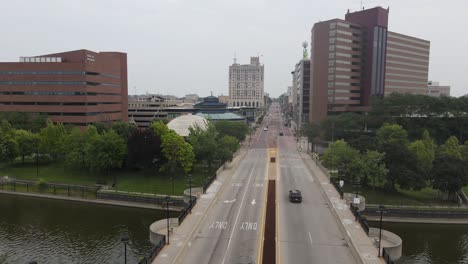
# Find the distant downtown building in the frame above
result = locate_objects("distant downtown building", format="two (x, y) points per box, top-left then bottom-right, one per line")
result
(228, 56), (264, 108)
(0, 49), (128, 126)
(427, 81), (451, 97)
(309, 7), (431, 123)
(292, 58), (311, 131)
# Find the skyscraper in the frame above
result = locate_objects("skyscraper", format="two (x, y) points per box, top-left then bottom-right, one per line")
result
(228, 56), (264, 108)
(309, 7), (430, 123)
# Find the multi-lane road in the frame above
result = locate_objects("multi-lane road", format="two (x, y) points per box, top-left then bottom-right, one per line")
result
(176, 102), (356, 263)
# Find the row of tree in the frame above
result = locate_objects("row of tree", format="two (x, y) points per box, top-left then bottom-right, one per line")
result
(321, 123), (468, 199)
(0, 118), (248, 180)
(303, 94), (468, 146)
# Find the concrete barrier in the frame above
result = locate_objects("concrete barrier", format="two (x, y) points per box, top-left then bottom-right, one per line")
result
(344, 193), (366, 211)
(150, 218), (179, 245)
(183, 187), (203, 203)
(369, 228), (402, 261)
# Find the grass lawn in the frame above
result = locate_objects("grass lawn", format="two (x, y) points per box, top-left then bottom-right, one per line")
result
(0, 160), (218, 196)
(464, 186), (468, 195)
(340, 181), (457, 207)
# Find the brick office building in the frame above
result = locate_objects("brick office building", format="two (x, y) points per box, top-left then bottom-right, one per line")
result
(309, 7), (430, 123)
(0, 49), (128, 126)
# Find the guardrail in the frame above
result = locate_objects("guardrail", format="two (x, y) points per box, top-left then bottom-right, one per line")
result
(138, 235), (166, 264)
(382, 248), (396, 264)
(202, 174), (216, 194)
(178, 197), (197, 224)
(350, 204), (369, 235)
(97, 191), (186, 207)
(0, 179), (100, 197)
(330, 177), (344, 199)
(364, 207), (468, 218)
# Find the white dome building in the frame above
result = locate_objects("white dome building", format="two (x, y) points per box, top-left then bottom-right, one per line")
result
(167, 114), (208, 137)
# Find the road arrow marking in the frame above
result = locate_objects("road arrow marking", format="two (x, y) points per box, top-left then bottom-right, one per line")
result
(251, 199), (256, 205)
(224, 199), (236, 203)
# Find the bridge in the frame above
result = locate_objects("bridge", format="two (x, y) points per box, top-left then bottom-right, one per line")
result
(152, 102), (387, 264)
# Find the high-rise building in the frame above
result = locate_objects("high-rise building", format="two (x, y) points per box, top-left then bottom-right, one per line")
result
(293, 59), (311, 130)
(0, 49), (128, 126)
(228, 56), (264, 108)
(309, 7), (430, 123)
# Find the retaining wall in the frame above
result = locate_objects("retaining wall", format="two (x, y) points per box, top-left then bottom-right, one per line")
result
(369, 228), (402, 261)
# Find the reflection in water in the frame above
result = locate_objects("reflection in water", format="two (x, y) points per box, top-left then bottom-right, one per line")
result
(370, 222), (468, 264)
(0, 193), (171, 264)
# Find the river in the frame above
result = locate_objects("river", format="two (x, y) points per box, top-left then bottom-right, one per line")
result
(370, 222), (468, 264)
(0, 193), (171, 264)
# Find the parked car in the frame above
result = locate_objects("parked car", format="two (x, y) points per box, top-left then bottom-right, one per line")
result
(263, 127), (268, 131)
(289, 190), (302, 203)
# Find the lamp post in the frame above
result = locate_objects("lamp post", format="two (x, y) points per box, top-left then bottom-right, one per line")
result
(36, 141), (39, 180)
(377, 204), (386, 257)
(188, 174), (193, 214)
(353, 177), (361, 198)
(121, 236), (129, 264)
(164, 196), (172, 244)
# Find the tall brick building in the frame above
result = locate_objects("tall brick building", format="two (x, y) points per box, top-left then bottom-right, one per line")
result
(0, 49), (128, 126)
(309, 7), (430, 123)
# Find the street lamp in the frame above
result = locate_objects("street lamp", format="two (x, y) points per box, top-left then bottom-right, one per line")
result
(121, 236), (129, 264)
(353, 177), (361, 198)
(377, 204), (386, 257)
(164, 196), (172, 244)
(187, 174), (193, 214)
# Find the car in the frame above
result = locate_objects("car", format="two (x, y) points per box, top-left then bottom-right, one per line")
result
(279, 131), (284, 136)
(263, 127), (268, 131)
(289, 190), (302, 203)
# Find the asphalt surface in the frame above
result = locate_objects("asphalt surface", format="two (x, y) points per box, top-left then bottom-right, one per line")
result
(178, 113), (273, 264)
(276, 106), (357, 263)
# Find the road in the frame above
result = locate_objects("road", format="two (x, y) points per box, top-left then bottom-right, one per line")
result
(178, 113), (273, 264)
(276, 104), (357, 263)
(177, 102), (356, 264)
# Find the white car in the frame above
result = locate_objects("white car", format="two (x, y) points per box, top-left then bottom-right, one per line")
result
(263, 127), (268, 131)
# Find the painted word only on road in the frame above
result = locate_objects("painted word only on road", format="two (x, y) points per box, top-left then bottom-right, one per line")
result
(240, 222), (258, 231)
(209, 221), (228, 230)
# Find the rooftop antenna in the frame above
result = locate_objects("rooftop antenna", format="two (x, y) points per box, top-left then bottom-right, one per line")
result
(302, 41), (309, 59)
(134, 86), (137, 96)
(233, 52), (237, 64)
(360, 0), (364, 10)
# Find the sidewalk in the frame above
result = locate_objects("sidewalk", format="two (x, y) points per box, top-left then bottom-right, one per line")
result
(301, 153), (385, 264)
(152, 148), (247, 264)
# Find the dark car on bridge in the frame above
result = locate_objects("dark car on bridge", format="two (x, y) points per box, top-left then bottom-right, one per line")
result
(289, 190), (302, 203)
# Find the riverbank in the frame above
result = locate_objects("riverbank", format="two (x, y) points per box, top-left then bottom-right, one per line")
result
(363, 205), (468, 224)
(0, 190), (182, 212)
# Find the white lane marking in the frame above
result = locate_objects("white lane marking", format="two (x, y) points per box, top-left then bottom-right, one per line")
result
(232, 183), (243, 187)
(251, 199), (256, 205)
(253, 183), (263, 187)
(240, 222), (258, 231)
(224, 199), (236, 203)
(209, 221), (228, 230)
(308, 232), (313, 245)
(221, 156), (259, 264)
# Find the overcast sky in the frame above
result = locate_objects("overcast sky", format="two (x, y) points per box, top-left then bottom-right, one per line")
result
(1, 0), (467, 97)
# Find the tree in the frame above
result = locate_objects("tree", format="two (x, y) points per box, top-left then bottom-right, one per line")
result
(127, 128), (162, 169)
(87, 130), (127, 180)
(439, 136), (462, 160)
(322, 139), (360, 182)
(63, 128), (88, 168)
(187, 123), (217, 169)
(301, 122), (322, 152)
(214, 121), (249, 141)
(111, 121), (137, 140)
(432, 155), (468, 201)
(409, 130), (436, 178)
(376, 123), (425, 191)
(39, 120), (67, 161)
(151, 121), (195, 174)
(0, 135), (19, 164)
(15, 129), (36, 164)
(360, 150), (388, 190)
(216, 135), (239, 162)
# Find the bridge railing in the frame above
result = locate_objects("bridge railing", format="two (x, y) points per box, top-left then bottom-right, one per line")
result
(138, 235), (166, 264)
(330, 177), (344, 199)
(382, 248), (396, 264)
(350, 203), (369, 235)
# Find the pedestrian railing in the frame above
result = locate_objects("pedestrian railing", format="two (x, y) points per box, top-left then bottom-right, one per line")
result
(97, 190), (186, 207)
(364, 207), (468, 218)
(0, 179), (100, 198)
(330, 177), (344, 199)
(350, 203), (370, 235)
(202, 174), (216, 193)
(178, 196), (197, 224)
(138, 235), (166, 264)
(382, 248), (396, 264)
